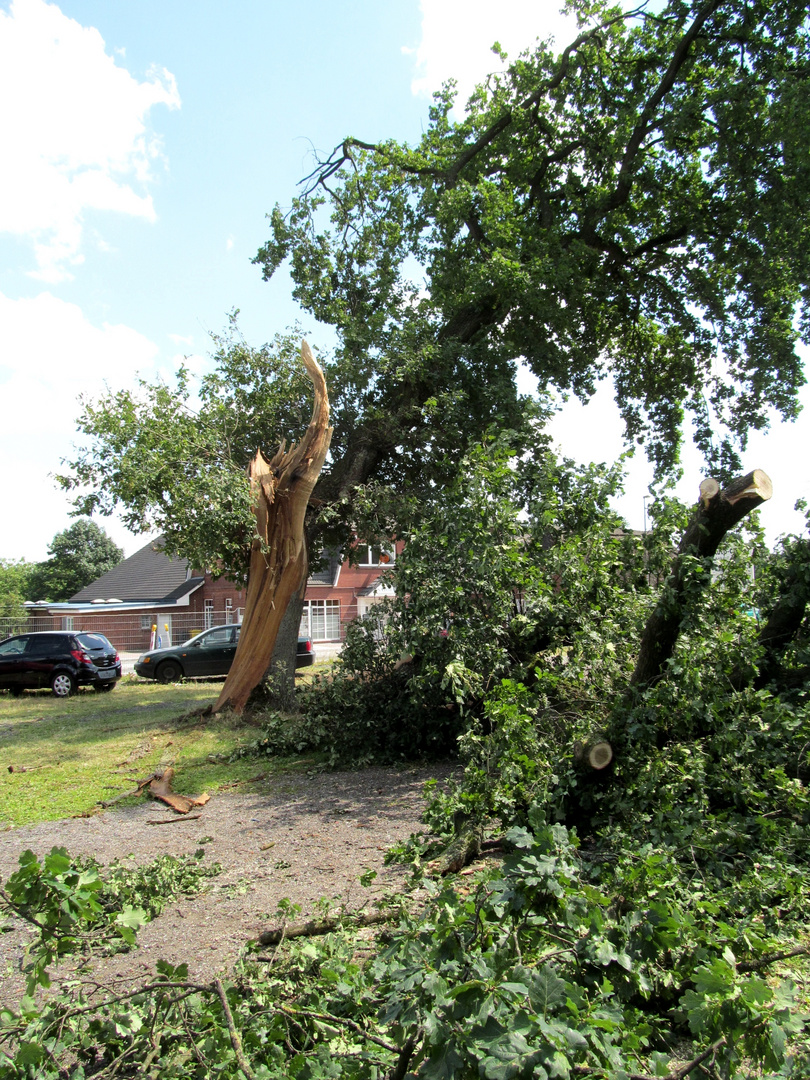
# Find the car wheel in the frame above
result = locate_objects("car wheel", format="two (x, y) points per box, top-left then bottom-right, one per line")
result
(156, 660), (182, 684)
(93, 682), (116, 692)
(51, 672), (77, 698)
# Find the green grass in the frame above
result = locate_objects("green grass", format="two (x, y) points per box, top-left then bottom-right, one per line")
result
(0, 675), (313, 828)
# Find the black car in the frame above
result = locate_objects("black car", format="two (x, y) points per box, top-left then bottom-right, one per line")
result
(134, 623), (315, 683)
(0, 631), (122, 697)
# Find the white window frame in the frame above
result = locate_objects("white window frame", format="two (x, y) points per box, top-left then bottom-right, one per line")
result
(358, 544), (395, 567)
(204, 599), (214, 629)
(225, 598), (233, 624)
(301, 599), (341, 641)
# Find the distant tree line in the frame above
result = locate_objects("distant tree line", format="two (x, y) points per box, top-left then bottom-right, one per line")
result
(0, 519), (123, 628)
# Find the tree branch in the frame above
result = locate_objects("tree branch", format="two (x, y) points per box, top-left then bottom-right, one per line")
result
(600, 0), (725, 217)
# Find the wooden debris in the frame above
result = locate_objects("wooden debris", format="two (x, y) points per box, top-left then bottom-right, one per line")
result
(573, 735), (614, 771)
(148, 767), (210, 814)
(428, 813), (482, 876)
(146, 813), (204, 826)
(258, 910), (389, 947)
(7, 763), (50, 773)
(98, 766), (209, 814)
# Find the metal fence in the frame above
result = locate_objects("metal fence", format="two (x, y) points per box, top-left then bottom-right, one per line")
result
(0, 608), (244, 657)
(0, 607), (346, 661)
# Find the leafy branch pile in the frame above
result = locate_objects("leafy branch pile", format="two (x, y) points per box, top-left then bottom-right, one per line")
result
(0, 847), (222, 999)
(3, 440), (810, 1076)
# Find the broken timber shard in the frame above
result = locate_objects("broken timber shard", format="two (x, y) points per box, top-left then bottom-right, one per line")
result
(214, 341), (333, 714)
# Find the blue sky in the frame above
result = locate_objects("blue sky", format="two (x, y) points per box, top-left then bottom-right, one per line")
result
(1, 0), (807, 563)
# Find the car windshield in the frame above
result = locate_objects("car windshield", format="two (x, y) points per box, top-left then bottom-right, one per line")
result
(76, 633), (113, 651)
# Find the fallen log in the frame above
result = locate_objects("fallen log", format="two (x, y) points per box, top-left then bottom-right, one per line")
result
(428, 813), (482, 876)
(258, 910), (390, 946)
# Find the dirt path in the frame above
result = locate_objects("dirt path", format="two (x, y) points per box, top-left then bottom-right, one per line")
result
(0, 764), (450, 1005)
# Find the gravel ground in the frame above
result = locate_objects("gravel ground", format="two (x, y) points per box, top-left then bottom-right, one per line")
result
(0, 764), (451, 1006)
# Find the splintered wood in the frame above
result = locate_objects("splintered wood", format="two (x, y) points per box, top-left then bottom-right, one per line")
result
(101, 767), (209, 815)
(214, 340), (332, 714)
(148, 767), (210, 814)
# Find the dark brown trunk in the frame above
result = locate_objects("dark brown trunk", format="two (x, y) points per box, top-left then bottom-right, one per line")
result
(631, 469), (772, 689)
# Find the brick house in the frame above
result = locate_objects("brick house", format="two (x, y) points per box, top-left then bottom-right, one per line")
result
(23, 537), (397, 656)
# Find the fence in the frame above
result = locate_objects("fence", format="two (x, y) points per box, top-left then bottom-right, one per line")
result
(0, 608), (244, 656)
(0, 605), (348, 660)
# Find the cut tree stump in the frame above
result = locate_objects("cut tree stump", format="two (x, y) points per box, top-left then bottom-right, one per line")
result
(214, 341), (332, 714)
(573, 736), (614, 771)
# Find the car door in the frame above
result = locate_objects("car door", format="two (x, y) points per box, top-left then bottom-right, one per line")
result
(0, 636), (28, 691)
(22, 634), (69, 689)
(181, 626), (235, 676)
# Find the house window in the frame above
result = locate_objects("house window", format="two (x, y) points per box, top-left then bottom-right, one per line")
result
(225, 598), (233, 624)
(141, 616), (153, 630)
(301, 600), (340, 641)
(204, 599), (214, 629)
(359, 544), (395, 566)
(62, 616), (74, 631)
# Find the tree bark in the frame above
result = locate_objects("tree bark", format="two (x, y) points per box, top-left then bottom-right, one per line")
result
(214, 342), (332, 714)
(631, 469), (772, 689)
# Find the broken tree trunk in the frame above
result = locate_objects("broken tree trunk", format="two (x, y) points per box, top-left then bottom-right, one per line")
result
(631, 469), (772, 689)
(214, 342), (332, 714)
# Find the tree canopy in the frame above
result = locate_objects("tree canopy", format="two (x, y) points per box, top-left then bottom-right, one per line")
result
(258, 0), (810, 478)
(59, 0), (810, 604)
(27, 519), (124, 602)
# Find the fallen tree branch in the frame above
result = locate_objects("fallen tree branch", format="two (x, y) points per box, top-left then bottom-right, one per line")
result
(428, 816), (482, 875)
(573, 1036), (726, 1079)
(632, 470), (772, 688)
(737, 945), (809, 972)
(145, 813), (203, 826)
(257, 909), (390, 946)
(276, 1003), (400, 1055)
(214, 977), (257, 1080)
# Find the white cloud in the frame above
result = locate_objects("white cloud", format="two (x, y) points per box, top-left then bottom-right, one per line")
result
(0, 0), (180, 282)
(0, 291), (164, 559)
(409, 0), (577, 108)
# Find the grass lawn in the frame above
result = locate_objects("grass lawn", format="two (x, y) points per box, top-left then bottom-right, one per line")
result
(0, 675), (312, 828)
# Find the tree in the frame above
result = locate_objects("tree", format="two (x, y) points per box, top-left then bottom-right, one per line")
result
(59, 0), (810, 704)
(27, 520), (124, 602)
(0, 559), (35, 632)
(58, 320), (541, 705)
(257, 0), (810, 479)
